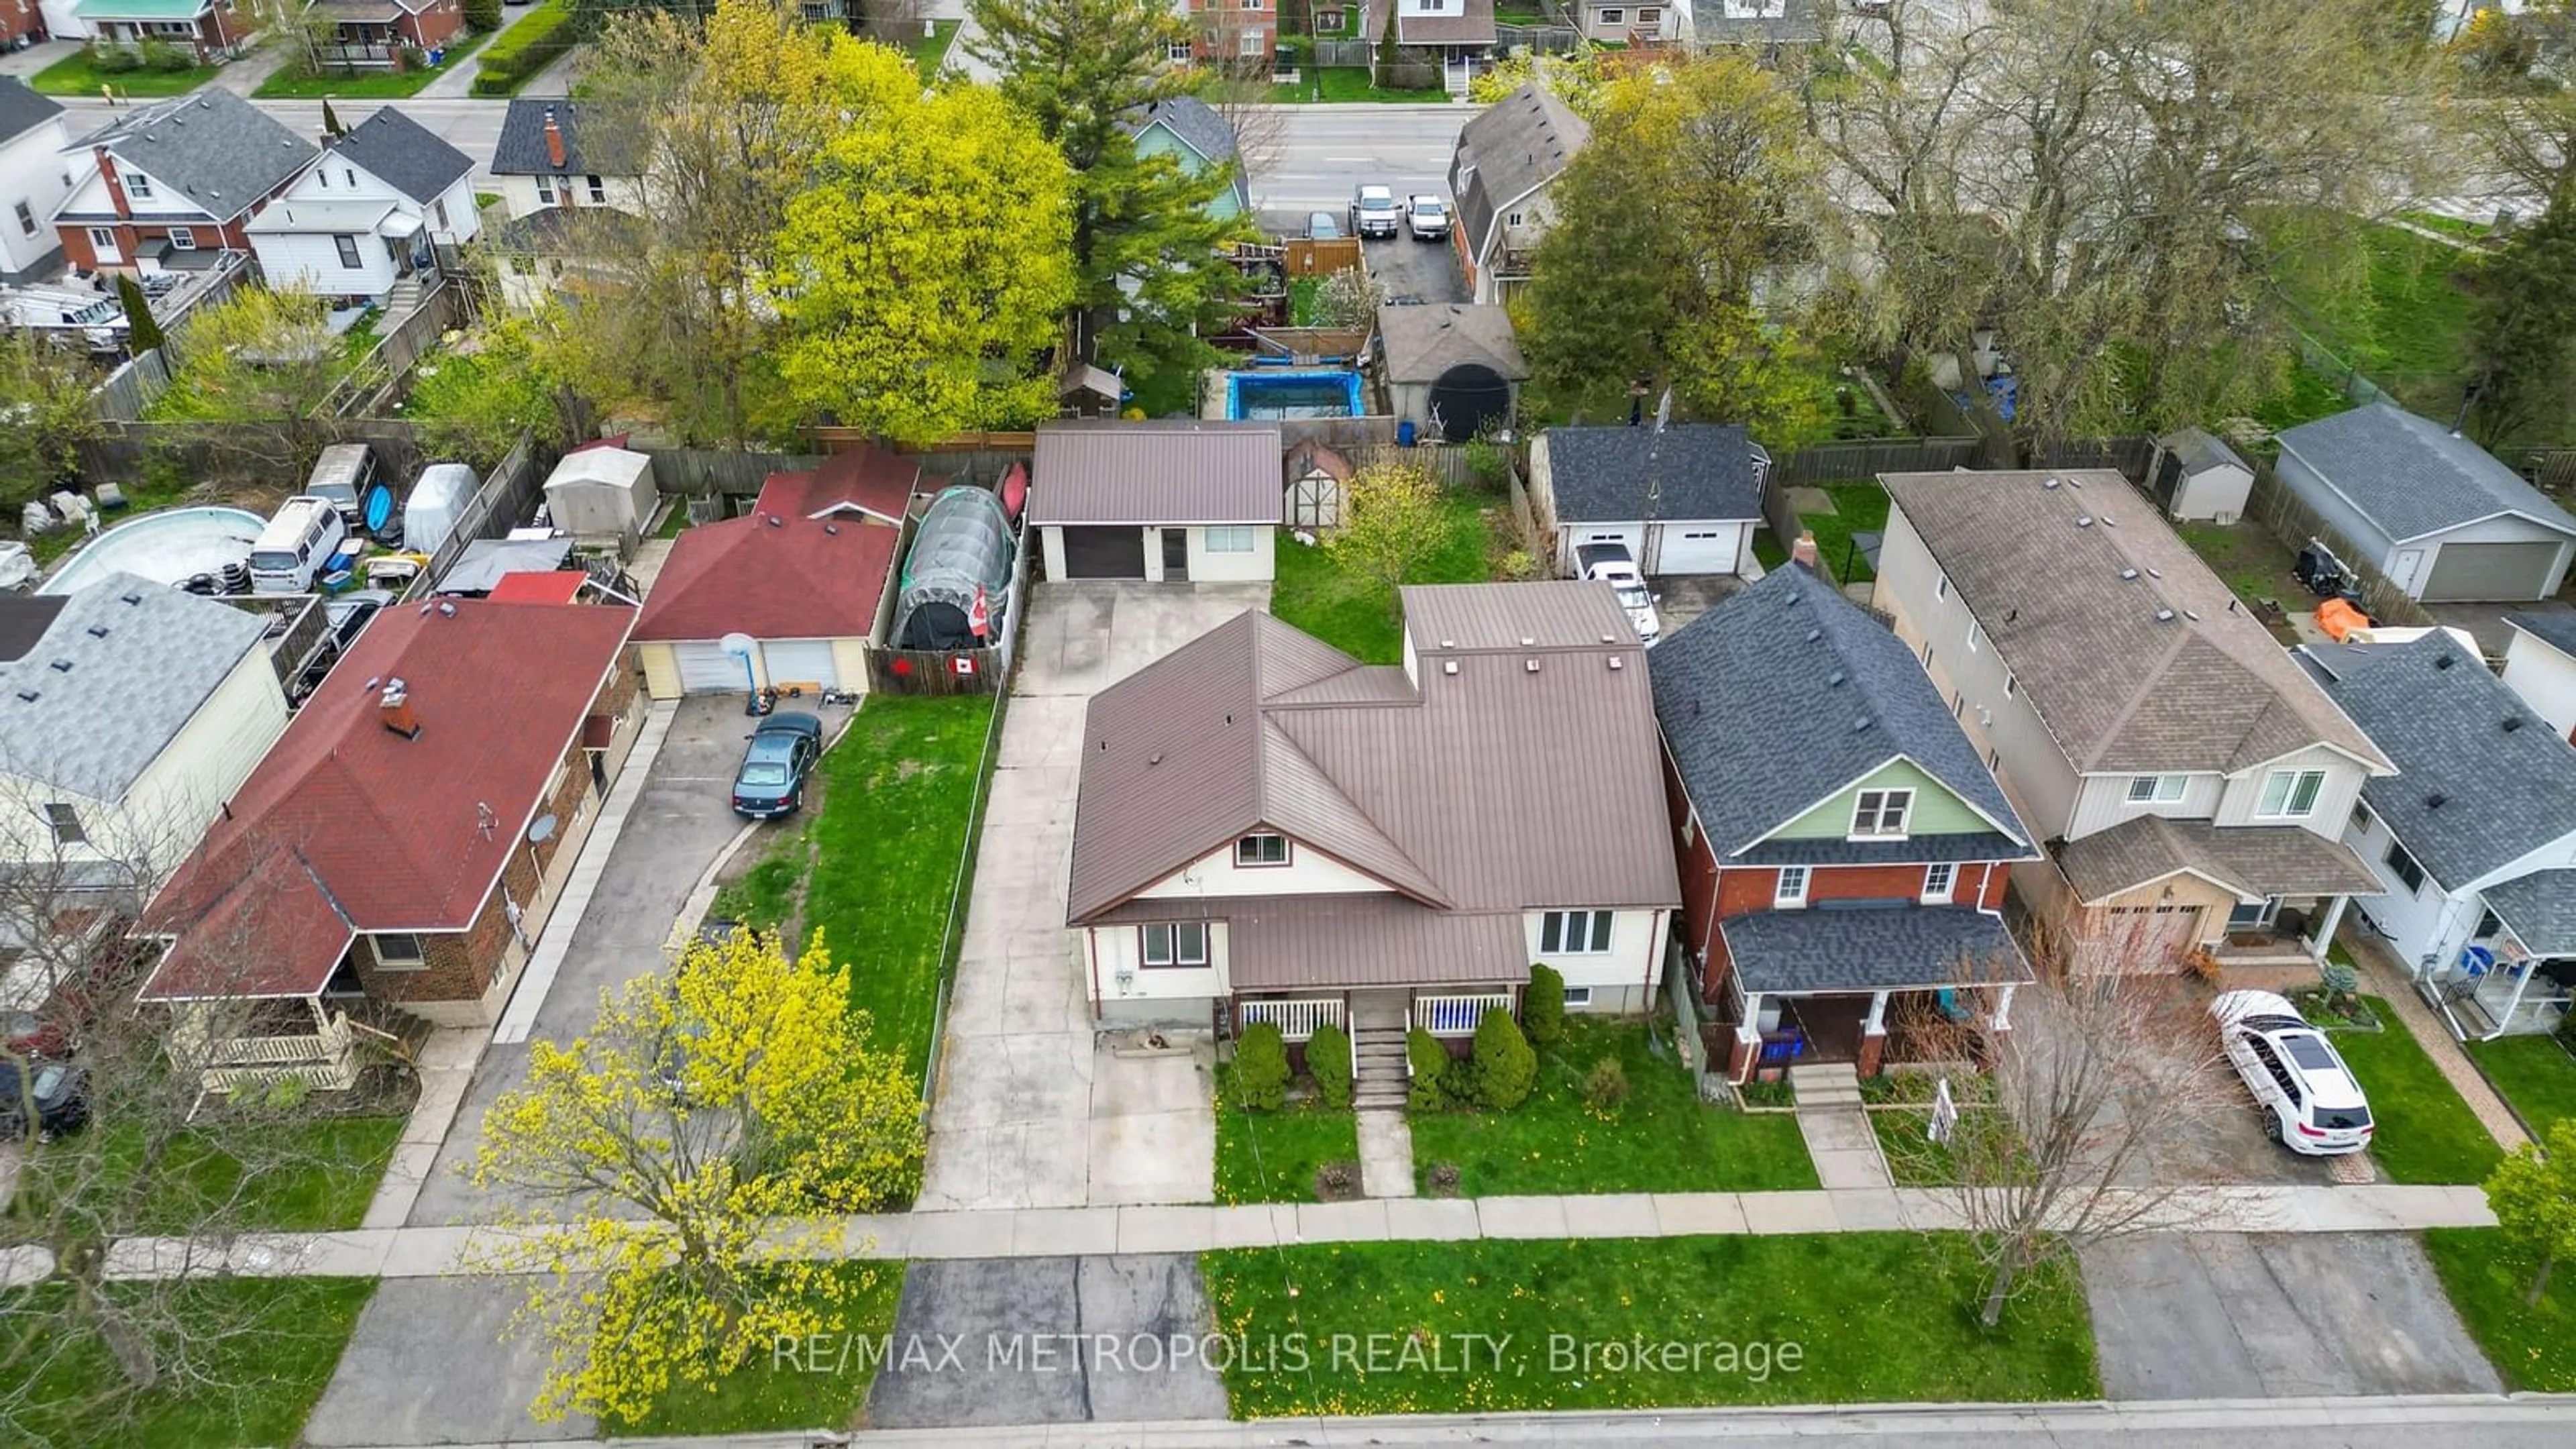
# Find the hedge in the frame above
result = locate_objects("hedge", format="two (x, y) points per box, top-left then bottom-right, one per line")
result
(471, 0), (580, 97)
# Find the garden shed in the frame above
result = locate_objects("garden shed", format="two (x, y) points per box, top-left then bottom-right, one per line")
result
(2150, 427), (2253, 523)
(541, 444), (657, 547)
(892, 486), (1016, 651)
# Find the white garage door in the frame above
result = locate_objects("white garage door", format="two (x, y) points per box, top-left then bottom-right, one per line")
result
(674, 641), (751, 693)
(2419, 540), (2565, 602)
(1658, 523), (1740, 575)
(760, 639), (842, 690)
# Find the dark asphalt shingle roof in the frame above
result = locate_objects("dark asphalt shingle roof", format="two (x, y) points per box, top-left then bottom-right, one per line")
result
(1376, 304), (1527, 384)
(2481, 870), (2576, 957)
(1124, 97), (1250, 214)
(329, 107), (472, 206)
(2507, 610), (2576, 660)
(1543, 425), (1765, 523)
(2327, 631), (2576, 889)
(1719, 904), (2030, 995)
(0, 78), (64, 146)
(2275, 402), (2576, 545)
(492, 100), (639, 177)
(2056, 816), (2382, 903)
(2159, 426), (2247, 477)
(77, 90), (316, 224)
(1650, 564), (2031, 857)
(1450, 82), (1588, 265)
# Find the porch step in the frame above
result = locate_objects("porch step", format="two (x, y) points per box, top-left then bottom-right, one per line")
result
(1353, 1022), (1411, 1108)
(1786, 1062), (1865, 1107)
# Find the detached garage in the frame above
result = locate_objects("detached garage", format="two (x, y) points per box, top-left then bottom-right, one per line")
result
(1529, 424), (1770, 577)
(1030, 419), (1283, 583)
(2275, 403), (2576, 603)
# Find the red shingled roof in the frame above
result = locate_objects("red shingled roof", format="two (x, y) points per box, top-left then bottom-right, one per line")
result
(140, 600), (635, 1001)
(632, 511), (900, 643)
(488, 570), (588, 604)
(755, 444), (917, 524)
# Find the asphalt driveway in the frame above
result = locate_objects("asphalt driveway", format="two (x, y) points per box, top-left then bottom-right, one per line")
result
(405, 696), (786, 1225)
(1365, 231), (1469, 307)
(2081, 1232), (2500, 1400)
(916, 582), (1262, 1212)
(302, 1277), (592, 1446)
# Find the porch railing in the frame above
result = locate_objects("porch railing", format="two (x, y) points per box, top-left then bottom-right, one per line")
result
(1239, 997), (1344, 1043)
(1411, 992), (1513, 1037)
(199, 1010), (353, 1067)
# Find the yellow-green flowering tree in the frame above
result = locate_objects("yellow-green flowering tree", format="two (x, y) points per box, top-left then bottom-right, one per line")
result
(1324, 460), (1448, 610)
(2486, 1120), (2576, 1306)
(467, 928), (923, 1423)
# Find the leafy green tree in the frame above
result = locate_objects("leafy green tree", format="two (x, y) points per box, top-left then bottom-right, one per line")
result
(1231, 1021), (1290, 1111)
(113, 272), (162, 354)
(2486, 1120), (2576, 1305)
(0, 331), (103, 512)
(150, 284), (349, 478)
(2467, 193), (2576, 446)
(1522, 963), (1566, 1049)
(404, 310), (580, 468)
(1324, 460), (1447, 609)
(1305, 1020), (1352, 1108)
(1470, 1008), (1536, 1110)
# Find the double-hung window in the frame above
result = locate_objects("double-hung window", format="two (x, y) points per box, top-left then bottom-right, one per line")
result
(334, 234), (364, 269)
(2127, 774), (2188, 804)
(2257, 769), (2325, 820)
(1774, 866), (1809, 907)
(1142, 921), (1209, 968)
(1851, 788), (1912, 838)
(1923, 863), (1956, 904)
(1540, 910), (1613, 954)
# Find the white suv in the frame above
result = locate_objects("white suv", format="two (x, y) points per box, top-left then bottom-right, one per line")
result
(2208, 990), (2374, 1157)
(1407, 194), (1451, 242)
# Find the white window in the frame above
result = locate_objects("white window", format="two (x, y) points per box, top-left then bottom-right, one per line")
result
(1234, 833), (1289, 867)
(1599, 5), (1623, 21)
(2351, 801), (2376, 836)
(335, 234), (364, 269)
(87, 226), (115, 251)
(317, 168), (329, 189)
(536, 174), (557, 205)
(1923, 862), (1956, 904)
(1935, 572), (1950, 599)
(1774, 866), (1809, 906)
(1142, 921), (1210, 967)
(1239, 28), (1263, 52)
(1205, 525), (1256, 553)
(345, 168), (358, 189)
(1851, 789), (1913, 838)
(1986, 747), (2000, 771)
(2127, 774), (2188, 804)
(1506, 210), (1524, 226)
(1951, 691), (1966, 718)
(374, 932), (425, 967)
(167, 227), (196, 250)
(1540, 909), (1613, 954)
(2257, 769), (2325, 820)
(44, 803), (85, 846)
(1965, 620), (1982, 653)
(1167, 40), (1193, 60)
(122, 168), (152, 200)
(586, 175), (607, 203)
(13, 201), (34, 237)
(2003, 671), (2017, 697)
(1241, 0), (1262, 8)
(1637, 5), (1660, 18)
(1560, 985), (1593, 1008)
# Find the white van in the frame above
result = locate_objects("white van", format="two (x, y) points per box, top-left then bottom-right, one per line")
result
(250, 496), (352, 594)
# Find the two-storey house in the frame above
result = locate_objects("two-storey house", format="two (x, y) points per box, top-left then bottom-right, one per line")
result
(246, 107), (480, 305)
(1447, 80), (1587, 304)
(1177, 0), (1275, 70)
(1874, 470), (2395, 972)
(488, 100), (647, 221)
(0, 80), (72, 284)
(1652, 558), (2037, 1081)
(50, 89), (314, 276)
(1065, 582), (1678, 1097)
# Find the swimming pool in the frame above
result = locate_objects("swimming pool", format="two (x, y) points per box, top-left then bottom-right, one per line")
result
(40, 506), (267, 596)
(1227, 369), (1363, 420)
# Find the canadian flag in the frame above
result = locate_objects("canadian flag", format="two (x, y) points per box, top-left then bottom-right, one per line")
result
(968, 584), (990, 640)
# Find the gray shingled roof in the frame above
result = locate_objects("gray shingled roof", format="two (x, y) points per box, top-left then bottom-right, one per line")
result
(1449, 82), (1589, 266)
(1720, 904), (2029, 995)
(2328, 632), (2576, 890)
(77, 90), (317, 225)
(1376, 304), (1527, 384)
(2507, 610), (2576, 660)
(2275, 403), (2576, 545)
(492, 99), (641, 177)
(2481, 870), (2576, 957)
(1881, 469), (2391, 775)
(1651, 564), (2032, 858)
(1124, 97), (1250, 215)
(2057, 815), (2381, 903)
(1030, 420), (1283, 527)
(2159, 426), (2246, 477)
(0, 573), (270, 802)
(1067, 587), (1680, 942)
(329, 107), (473, 206)
(1544, 425), (1764, 524)
(0, 78), (64, 147)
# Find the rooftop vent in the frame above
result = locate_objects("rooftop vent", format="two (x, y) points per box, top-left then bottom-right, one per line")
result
(2077, 516), (2094, 528)
(1805, 627), (1823, 643)
(2427, 792), (2448, 810)
(2183, 610), (2200, 622)
(48, 660), (70, 673)
(1852, 716), (1874, 733)
(2120, 568), (2139, 581)
(1525, 658), (1540, 673)
(436, 601), (456, 617)
(1827, 670), (1845, 686)
(2043, 478), (2061, 490)
(2155, 608), (2176, 623)
(765, 515), (783, 527)
(2505, 716), (2526, 733)
(1147, 751), (1163, 766)
(119, 592), (142, 606)
(1440, 639), (1455, 648)
(2435, 653), (2456, 671)
(86, 626), (109, 639)
(824, 523), (839, 535)
(1519, 636), (1536, 647)
(14, 690), (35, 703)
(1442, 659), (1458, 675)
(1608, 656), (1624, 670)
(2068, 477), (2086, 489)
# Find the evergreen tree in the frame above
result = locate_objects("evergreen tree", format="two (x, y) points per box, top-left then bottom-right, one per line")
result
(2467, 191), (2576, 447)
(321, 97), (348, 139)
(114, 272), (164, 354)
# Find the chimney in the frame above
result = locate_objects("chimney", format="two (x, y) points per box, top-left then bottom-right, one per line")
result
(543, 107), (566, 170)
(380, 679), (420, 739)
(1790, 530), (1819, 572)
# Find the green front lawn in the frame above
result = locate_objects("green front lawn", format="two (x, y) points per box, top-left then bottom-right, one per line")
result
(254, 30), (494, 99)
(2422, 1226), (2576, 1392)
(2469, 1033), (2576, 1141)
(912, 19), (960, 82)
(1408, 1019), (1818, 1195)
(1270, 494), (1501, 663)
(1274, 68), (1451, 104)
(0, 1277), (375, 1447)
(28, 50), (221, 97)
(1791, 480), (1890, 586)
(1200, 1234), (2099, 1415)
(2332, 998), (2505, 1185)
(1215, 1079), (1360, 1205)
(11, 1114), (406, 1236)
(1868, 1106), (2029, 1187)
(608, 1263), (906, 1436)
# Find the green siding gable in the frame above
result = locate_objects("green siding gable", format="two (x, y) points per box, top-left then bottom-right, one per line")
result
(1769, 758), (1998, 841)
(1132, 123), (1242, 221)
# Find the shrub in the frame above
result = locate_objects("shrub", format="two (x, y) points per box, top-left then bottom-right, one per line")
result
(1306, 1020), (1353, 1109)
(1233, 1022), (1290, 1111)
(1499, 547), (1542, 581)
(138, 39), (194, 72)
(91, 43), (142, 74)
(398, 46), (429, 72)
(1470, 1008), (1536, 1111)
(1523, 963), (1566, 1048)
(1583, 1057), (1630, 1114)
(1405, 1027), (1448, 1110)
(464, 0), (502, 30)
(472, 0), (579, 96)
(1463, 437), (1511, 490)
(2320, 961), (2360, 999)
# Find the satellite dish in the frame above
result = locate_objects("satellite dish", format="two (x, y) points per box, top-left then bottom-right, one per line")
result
(719, 632), (757, 658)
(527, 813), (559, 844)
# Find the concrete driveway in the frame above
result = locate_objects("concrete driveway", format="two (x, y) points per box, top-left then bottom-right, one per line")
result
(405, 696), (784, 1225)
(917, 582), (1265, 1212)
(2081, 1233), (2500, 1400)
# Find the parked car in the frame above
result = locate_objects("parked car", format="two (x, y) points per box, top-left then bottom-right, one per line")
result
(731, 712), (823, 818)
(1305, 211), (1344, 240)
(305, 443), (379, 527)
(0, 1058), (89, 1139)
(324, 589), (396, 653)
(1407, 195), (1450, 242)
(1576, 543), (1662, 646)
(1350, 184), (1402, 239)
(2209, 990), (2373, 1156)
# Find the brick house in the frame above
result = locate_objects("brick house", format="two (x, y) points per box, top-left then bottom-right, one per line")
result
(71, 0), (250, 63)
(0, 0), (48, 53)
(310, 0), (467, 66)
(1179, 0), (1274, 70)
(1650, 557), (2038, 1083)
(138, 598), (641, 1092)
(50, 88), (315, 276)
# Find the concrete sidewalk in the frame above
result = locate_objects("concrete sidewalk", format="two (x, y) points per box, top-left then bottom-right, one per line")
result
(42, 1181), (2498, 1287)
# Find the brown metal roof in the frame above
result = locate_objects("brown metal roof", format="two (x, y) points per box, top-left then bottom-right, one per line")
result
(1092, 895), (1526, 990)
(2056, 815), (2382, 904)
(1067, 585), (1680, 928)
(1029, 420), (1285, 527)
(1880, 470), (2390, 775)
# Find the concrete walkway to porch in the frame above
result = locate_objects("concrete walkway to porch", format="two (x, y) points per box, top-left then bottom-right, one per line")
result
(1356, 1110), (1416, 1198)
(2345, 928), (2531, 1151)
(1789, 1062), (1893, 1190)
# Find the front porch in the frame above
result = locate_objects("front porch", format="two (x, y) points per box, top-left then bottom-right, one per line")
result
(1715, 983), (2012, 1085)
(167, 996), (361, 1093)
(1237, 987), (1517, 1043)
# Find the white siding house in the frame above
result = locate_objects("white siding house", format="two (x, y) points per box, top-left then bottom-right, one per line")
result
(2502, 613), (2576, 742)
(246, 108), (480, 304)
(0, 80), (74, 282)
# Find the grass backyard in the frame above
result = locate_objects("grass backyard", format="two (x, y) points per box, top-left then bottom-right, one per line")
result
(2469, 1033), (2576, 1141)
(710, 694), (997, 1082)
(254, 30), (493, 99)
(1408, 1019), (1818, 1195)
(28, 49), (221, 97)
(2172, 520), (2309, 645)
(1270, 493), (1503, 663)
(1789, 480), (1890, 586)
(141, 311), (382, 424)
(2423, 1227), (2576, 1392)
(2329, 1000), (2506, 1186)
(0, 1277), (376, 1447)
(9, 1113), (406, 1236)
(2280, 223), (2479, 423)
(1199, 1234), (2099, 1415)
(609, 1263), (906, 1436)
(1215, 1075), (1360, 1205)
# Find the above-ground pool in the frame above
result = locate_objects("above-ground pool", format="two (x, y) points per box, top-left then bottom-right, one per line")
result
(1227, 369), (1363, 420)
(40, 506), (267, 596)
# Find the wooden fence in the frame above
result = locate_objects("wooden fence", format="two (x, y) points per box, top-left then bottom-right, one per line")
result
(1285, 237), (1361, 278)
(330, 281), (466, 417)
(75, 417), (428, 489)
(93, 347), (175, 425)
(1766, 435), (1983, 489)
(1495, 22), (1585, 53)
(862, 512), (1031, 697)
(2238, 460), (2434, 629)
